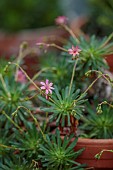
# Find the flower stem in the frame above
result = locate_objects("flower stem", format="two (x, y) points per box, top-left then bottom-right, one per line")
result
(77, 69), (113, 101)
(36, 42), (68, 52)
(15, 42), (38, 64)
(62, 24), (80, 43)
(95, 149), (113, 159)
(69, 59), (78, 95)
(9, 62), (41, 92)
(98, 101), (113, 109)
(12, 106), (46, 141)
(75, 74), (102, 103)
(82, 75), (102, 95)
(87, 70), (113, 87)
(2, 111), (23, 132)
(8, 62), (56, 105)
(0, 74), (11, 98)
(15, 42), (27, 81)
(15, 42), (39, 81)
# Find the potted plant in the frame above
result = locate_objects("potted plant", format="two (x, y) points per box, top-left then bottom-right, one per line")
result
(35, 17), (113, 169)
(1, 16), (113, 170)
(0, 59), (86, 169)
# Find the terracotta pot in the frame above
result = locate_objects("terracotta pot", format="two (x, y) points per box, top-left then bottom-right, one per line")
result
(74, 138), (113, 169)
(0, 26), (68, 56)
(106, 54), (113, 72)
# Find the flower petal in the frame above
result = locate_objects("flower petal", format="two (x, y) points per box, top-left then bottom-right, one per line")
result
(49, 89), (52, 94)
(72, 45), (75, 50)
(40, 82), (45, 85)
(50, 87), (54, 90)
(46, 79), (49, 85)
(49, 82), (53, 86)
(68, 49), (73, 54)
(46, 89), (49, 94)
(40, 86), (46, 90)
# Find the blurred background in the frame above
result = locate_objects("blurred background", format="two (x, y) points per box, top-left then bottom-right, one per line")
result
(0, 0), (113, 34)
(0, 0), (62, 32)
(0, 0), (113, 55)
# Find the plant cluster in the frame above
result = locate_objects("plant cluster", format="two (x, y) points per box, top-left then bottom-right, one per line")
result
(0, 16), (113, 169)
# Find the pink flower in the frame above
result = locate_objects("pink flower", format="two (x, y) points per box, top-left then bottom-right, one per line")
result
(16, 70), (26, 83)
(40, 79), (54, 99)
(55, 16), (68, 25)
(68, 46), (81, 58)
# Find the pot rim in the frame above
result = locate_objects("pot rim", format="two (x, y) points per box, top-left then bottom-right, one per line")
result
(78, 137), (113, 145)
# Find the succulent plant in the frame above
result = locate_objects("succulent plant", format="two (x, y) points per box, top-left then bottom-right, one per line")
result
(39, 130), (86, 170)
(1, 15), (113, 170)
(62, 35), (113, 77)
(11, 123), (44, 160)
(80, 102), (113, 139)
(0, 156), (35, 170)
(0, 129), (13, 163)
(39, 86), (87, 135)
(39, 86), (87, 126)
(0, 74), (33, 129)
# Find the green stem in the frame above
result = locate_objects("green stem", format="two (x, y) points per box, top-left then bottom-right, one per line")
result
(69, 59), (78, 95)
(10, 62), (41, 92)
(15, 42), (38, 64)
(2, 111), (23, 132)
(15, 42), (27, 81)
(77, 69), (113, 102)
(99, 101), (113, 109)
(0, 74), (11, 98)
(12, 106), (46, 141)
(102, 74), (113, 87)
(87, 70), (113, 87)
(62, 24), (80, 43)
(37, 42), (68, 52)
(95, 149), (113, 159)
(75, 74), (102, 103)
(8, 62), (55, 104)
(82, 75), (102, 96)
(15, 42), (39, 82)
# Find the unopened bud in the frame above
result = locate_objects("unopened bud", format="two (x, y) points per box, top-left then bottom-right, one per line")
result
(85, 70), (92, 77)
(96, 105), (102, 114)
